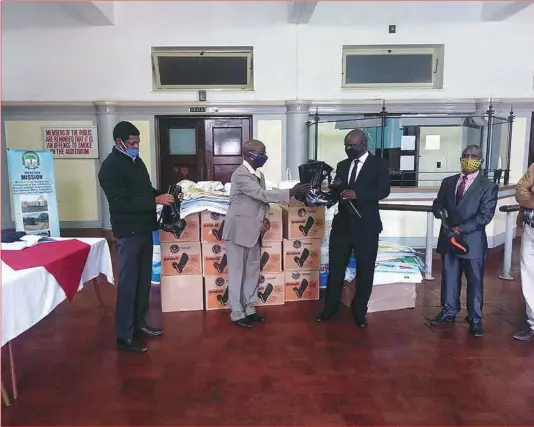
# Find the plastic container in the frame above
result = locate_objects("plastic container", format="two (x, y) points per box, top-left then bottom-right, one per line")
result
(345, 254), (357, 282)
(151, 231), (161, 285)
(319, 264), (329, 289)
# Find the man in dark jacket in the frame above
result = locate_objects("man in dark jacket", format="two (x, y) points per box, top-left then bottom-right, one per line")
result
(99, 121), (174, 353)
(430, 145), (498, 337)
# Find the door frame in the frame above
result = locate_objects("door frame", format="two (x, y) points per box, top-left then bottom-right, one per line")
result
(529, 112), (534, 166)
(155, 115), (253, 189)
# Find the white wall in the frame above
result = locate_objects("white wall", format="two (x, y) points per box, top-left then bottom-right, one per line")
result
(418, 127), (463, 187)
(2, 1), (534, 102)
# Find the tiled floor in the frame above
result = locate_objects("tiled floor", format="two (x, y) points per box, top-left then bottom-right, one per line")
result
(2, 241), (534, 425)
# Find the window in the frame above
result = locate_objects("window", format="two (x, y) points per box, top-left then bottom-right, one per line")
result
(169, 129), (197, 155)
(152, 47), (253, 91)
(342, 45), (444, 89)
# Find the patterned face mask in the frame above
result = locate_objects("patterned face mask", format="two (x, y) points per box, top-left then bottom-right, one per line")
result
(460, 158), (482, 173)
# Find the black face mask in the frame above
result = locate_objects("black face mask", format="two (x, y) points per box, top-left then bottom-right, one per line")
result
(345, 146), (364, 160)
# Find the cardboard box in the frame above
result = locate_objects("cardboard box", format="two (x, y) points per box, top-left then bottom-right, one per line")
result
(161, 242), (202, 276)
(282, 206), (326, 240)
(284, 270), (320, 302)
(260, 242), (282, 273)
(340, 280), (417, 313)
(161, 275), (204, 312)
(261, 204), (283, 242)
(255, 273), (285, 306)
(159, 213), (200, 243)
(204, 276), (230, 311)
(202, 243), (228, 276)
(201, 211), (226, 244)
(283, 238), (321, 271)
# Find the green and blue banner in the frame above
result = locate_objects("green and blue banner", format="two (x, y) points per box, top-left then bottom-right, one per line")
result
(7, 149), (60, 237)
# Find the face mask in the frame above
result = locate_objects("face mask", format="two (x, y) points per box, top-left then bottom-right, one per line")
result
(460, 158), (482, 174)
(126, 148), (139, 158)
(345, 146), (363, 160)
(120, 141), (139, 159)
(249, 151), (268, 168)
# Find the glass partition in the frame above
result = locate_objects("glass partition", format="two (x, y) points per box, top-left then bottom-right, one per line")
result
(308, 103), (513, 187)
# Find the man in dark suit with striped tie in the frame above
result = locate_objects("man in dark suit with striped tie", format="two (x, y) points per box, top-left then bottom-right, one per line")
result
(316, 129), (391, 328)
(430, 145), (498, 337)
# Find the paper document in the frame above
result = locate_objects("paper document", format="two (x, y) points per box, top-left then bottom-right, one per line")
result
(400, 155), (415, 171)
(401, 135), (416, 151)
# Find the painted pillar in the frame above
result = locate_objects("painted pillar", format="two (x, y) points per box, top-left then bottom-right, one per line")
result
(96, 102), (118, 230)
(285, 100), (311, 180)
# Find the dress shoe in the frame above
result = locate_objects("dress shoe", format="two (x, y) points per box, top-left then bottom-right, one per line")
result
(247, 313), (266, 323)
(117, 338), (147, 353)
(354, 317), (368, 328)
(430, 311), (456, 326)
(316, 311), (335, 322)
(512, 328), (534, 341)
(137, 326), (163, 337)
(468, 321), (484, 337)
(234, 318), (252, 328)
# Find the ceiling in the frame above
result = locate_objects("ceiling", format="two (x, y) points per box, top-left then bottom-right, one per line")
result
(1, 1), (533, 30)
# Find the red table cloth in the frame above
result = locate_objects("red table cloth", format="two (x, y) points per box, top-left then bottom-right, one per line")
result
(1, 239), (91, 302)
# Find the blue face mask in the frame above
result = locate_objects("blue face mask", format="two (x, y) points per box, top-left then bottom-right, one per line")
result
(126, 148), (139, 158)
(249, 151), (268, 168)
(120, 142), (139, 159)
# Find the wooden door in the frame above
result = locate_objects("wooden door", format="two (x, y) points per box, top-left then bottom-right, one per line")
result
(158, 118), (205, 191)
(204, 118), (251, 182)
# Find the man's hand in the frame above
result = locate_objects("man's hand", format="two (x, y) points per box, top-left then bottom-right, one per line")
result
(261, 218), (270, 233)
(341, 190), (357, 200)
(155, 194), (175, 206)
(289, 183), (312, 198)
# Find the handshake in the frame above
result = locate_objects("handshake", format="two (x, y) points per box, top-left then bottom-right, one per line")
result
(289, 183), (312, 198)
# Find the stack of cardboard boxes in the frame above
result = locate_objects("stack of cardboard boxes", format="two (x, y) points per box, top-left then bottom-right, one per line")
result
(202, 211), (230, 311)
(160, 213), (204, 312)
(282, 205), (324, 303)
(256, 205), (285, 307)
(160, 204), (325, 313)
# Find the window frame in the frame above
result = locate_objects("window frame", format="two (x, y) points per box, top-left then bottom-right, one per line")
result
(152, 47), (254, 91)
(341, 45), (444, 90)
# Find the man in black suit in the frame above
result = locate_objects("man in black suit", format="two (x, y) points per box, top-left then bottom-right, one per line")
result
(430, 145), (498, 337)
(316, 129), (391, 327)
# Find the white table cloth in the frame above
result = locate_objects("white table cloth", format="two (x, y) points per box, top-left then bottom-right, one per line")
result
(1, 237), (114, 347)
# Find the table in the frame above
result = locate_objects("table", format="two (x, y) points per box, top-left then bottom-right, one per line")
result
(1, 237), (114, 405)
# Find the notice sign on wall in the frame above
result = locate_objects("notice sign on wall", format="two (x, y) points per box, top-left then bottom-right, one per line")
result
(42, 126), (99, 159)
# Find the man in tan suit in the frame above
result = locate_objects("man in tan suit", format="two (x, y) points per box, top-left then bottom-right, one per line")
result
(223, 140), (311, 327)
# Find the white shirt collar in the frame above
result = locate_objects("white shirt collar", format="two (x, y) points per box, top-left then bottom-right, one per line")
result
(243, 160), (262, 179)
(354, 151), (369, 164)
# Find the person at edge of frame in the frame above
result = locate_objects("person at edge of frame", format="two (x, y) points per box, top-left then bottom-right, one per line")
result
(429, 144), (498, 337)
(512, 162), (534, 341)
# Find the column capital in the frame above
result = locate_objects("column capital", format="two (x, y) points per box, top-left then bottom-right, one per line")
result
(94, 101), (118, 115)
(285, 100), (312, 114)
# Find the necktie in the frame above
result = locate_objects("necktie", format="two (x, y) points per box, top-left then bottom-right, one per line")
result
(348, 159), (359, 185)
(456, 175), (468, 205)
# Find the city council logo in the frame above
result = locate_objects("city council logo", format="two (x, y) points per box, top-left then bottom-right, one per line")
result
(21, 151), (40, 170)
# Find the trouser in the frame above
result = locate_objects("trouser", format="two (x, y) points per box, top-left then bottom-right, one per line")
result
(116, 233), (153, 341)
(520, 224), (534, 330)
(226, 240), (261, 321)
(323, 227), (379, 319)
(440, 252), (484, 322)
